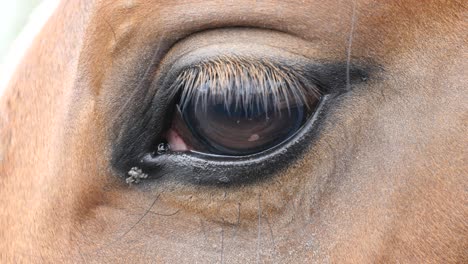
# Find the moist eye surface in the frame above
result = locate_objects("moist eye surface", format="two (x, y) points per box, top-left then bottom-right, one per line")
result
(181, 98), (307, 155)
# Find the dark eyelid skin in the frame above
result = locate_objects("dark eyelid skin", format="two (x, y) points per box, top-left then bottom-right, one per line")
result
(109, 29), (374, 186)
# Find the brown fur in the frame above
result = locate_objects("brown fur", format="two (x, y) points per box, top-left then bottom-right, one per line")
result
(0, 0), (466, 263)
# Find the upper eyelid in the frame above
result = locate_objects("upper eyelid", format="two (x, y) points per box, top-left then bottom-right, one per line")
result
(162, 55), (372, 100)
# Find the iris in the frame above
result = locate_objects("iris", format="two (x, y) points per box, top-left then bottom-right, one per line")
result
(181, 93), (308, 155)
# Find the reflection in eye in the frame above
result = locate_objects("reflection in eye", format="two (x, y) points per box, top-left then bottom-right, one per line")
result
(167, 57), (321, 156)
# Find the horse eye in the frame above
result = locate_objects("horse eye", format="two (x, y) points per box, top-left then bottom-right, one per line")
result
(172, 94), (316, 156)
(165, 58), (321, 157)
(114, 56), (369, 185)
(117, 57), (368, 185)
(183, 99), (310, 155)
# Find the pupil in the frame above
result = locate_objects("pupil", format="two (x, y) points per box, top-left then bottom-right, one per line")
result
(182, 94), (309, 156)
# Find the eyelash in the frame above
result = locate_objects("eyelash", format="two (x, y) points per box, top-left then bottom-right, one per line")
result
(170, 57), (322, 116)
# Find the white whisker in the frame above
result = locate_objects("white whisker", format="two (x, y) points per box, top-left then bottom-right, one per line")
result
(346, 0), (358, 91)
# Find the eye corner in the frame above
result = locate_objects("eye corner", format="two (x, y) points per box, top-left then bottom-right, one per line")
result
(300, 61), (373, 95)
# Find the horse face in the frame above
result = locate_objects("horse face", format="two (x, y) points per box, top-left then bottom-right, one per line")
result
(1, 0), (466, 262)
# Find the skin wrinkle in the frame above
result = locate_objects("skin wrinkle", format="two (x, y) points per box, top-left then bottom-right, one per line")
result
(0, 0), (467, 263)
(264, 216), (277, 262)
(221, 221), (225, 264)
(106, 194), (160, 249)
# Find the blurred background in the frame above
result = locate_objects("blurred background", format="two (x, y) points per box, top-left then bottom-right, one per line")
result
(0, 0), (43, 68)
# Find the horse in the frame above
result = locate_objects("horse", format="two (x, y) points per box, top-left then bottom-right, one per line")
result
(0, 0), (466, 263)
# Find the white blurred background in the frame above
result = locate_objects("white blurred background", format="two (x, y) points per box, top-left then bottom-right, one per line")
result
(0, 0), (43, 68)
